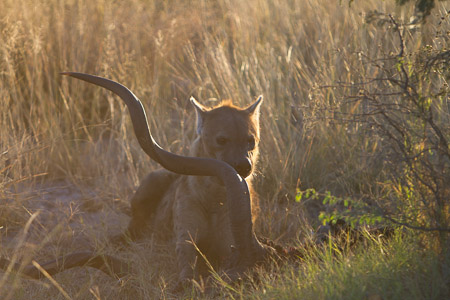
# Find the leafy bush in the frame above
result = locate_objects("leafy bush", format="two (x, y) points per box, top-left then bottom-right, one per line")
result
(309, 14), (449, 243)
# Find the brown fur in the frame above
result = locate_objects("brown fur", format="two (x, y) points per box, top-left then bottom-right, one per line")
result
(126, 96), (263, 281)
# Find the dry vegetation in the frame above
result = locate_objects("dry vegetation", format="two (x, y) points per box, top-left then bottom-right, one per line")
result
(1, 0), (449, 299)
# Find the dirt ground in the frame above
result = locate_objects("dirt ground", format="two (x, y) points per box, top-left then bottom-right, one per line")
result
(2, 180), (130, 259)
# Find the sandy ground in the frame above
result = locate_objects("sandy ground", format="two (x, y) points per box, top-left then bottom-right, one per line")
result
(2, 180), (130, 257)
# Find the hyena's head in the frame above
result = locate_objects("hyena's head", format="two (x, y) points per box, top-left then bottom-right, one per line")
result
(190, 96), (263, 179)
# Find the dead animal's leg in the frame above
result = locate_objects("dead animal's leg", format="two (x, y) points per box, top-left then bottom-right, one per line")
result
(123, 169), (178, 240)
(0, 252), (131, 280)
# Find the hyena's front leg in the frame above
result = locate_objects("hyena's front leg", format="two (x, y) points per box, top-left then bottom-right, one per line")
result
(111, 169), (178, 245)
(173, 197), (209, 282)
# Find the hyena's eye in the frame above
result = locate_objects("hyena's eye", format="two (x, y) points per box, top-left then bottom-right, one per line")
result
(216, 136), (228, 146)
(247, 136), (256, 150)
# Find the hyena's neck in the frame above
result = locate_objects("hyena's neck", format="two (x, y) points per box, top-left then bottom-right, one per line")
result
(187, 136), (226, 197)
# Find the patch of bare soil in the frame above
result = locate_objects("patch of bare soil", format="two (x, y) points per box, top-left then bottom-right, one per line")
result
(2, 180), (129, 255)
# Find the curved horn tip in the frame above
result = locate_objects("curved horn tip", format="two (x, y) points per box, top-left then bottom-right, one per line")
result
(60, 71), (76, 77)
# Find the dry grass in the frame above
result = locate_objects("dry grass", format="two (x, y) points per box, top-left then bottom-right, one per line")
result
(1, 0), (449, 299)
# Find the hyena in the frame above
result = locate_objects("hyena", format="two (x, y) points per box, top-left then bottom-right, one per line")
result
(125, 95), (263, 281)
(0, 73), (270, 283)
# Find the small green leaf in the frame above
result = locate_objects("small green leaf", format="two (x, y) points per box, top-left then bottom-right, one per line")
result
(305, 189), (311, 198)
(295, 190), (302, 202)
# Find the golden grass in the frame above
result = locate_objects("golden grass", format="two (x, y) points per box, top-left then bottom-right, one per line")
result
(1, 0), (449, 298)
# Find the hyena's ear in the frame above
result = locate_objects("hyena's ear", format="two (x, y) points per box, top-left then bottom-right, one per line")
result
(245, 95), (263, 121)
(190, 96), (208, 135)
